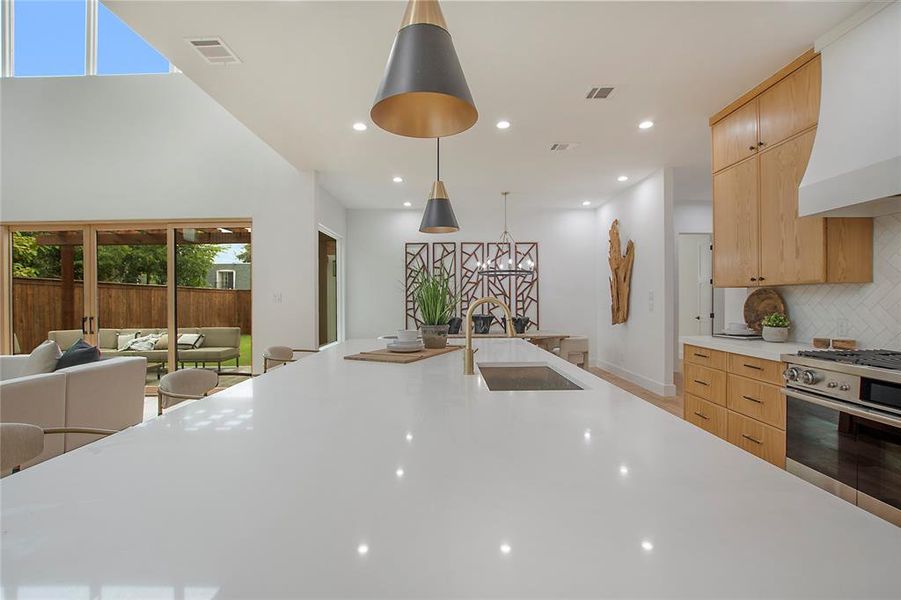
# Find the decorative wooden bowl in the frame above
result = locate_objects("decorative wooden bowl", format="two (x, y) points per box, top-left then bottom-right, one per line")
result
(743, 288), (787, 333)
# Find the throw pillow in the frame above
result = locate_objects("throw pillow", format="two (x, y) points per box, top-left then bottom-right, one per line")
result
(154, 333), (168, 350)
(54, 339), (101, 371)
(19, 340), (62, 377)
(176, 333), (204, 349)
(117, 333), (137, 351)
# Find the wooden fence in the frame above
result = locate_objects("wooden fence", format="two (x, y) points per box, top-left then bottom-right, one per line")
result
(11, 278), (251, 353)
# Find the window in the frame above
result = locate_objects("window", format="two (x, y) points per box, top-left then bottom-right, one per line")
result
(97, 2), (167, 75)
(216, 270), (236, 290)
(13, 0), (86, 77)
(3, 0), (170, 78)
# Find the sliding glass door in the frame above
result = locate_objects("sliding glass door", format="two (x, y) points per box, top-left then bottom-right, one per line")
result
(9, 227), (90, 354)
(2, 221), (252, 391)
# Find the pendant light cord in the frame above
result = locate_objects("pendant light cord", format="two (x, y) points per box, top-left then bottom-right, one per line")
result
(436, 137), (440, 181)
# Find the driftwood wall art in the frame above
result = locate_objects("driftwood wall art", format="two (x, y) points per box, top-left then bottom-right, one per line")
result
(608, 220), (635, 325)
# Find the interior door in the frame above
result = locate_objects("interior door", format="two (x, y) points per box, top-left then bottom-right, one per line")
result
(8, 226), (92, 353)
(678, 233), (713, 336)
(713, 158), (759, 287)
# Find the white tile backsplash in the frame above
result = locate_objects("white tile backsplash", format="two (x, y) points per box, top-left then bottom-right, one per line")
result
(777, 213), (901, 350)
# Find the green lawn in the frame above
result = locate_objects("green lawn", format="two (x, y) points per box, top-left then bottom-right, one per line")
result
(240, 334), (252, 366)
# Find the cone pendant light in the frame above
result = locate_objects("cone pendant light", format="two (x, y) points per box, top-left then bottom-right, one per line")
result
(420, 138), (459, 233)
(372, 0), (477, 138)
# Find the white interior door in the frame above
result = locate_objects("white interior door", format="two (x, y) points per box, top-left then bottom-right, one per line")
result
(678, 233), (713, 337)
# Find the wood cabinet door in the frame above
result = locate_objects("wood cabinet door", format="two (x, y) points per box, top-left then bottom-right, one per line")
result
(712, 99), (759, 172)
(759, 129), (826, 285)
(758, 56), (820, 148)
(713, 158), (759, 287)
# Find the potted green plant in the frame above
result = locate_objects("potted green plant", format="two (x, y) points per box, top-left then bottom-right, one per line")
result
(414, 269), (458, 349)
(761, 313), (790, 342)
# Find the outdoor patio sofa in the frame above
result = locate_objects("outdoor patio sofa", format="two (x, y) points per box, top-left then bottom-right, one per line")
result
(48, 327), (242, 371)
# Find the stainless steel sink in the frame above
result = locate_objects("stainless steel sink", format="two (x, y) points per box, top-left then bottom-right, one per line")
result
(477, 362), (584, 391)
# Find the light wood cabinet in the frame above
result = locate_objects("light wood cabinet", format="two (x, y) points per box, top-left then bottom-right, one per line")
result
(685, 393), (727, 439)
(713, 158), (759, 287)
(758, 57), (821, 149)
(683, 346), (786, 468)
(710, 51), (872, 287)
(712, 100), (759, 172)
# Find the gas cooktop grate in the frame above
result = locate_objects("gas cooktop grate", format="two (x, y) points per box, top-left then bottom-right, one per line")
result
(798, 350), (901, 371)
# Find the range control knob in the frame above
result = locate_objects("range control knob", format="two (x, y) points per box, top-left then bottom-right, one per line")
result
(827, 381), (838, 388)
(801, 370), (820, 385)
(783, 367), (800, 382)
(839, 384), (851, 392)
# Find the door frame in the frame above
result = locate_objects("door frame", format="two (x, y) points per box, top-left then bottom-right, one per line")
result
(317, 224), (345, 347)
(1, 219), (252, 374)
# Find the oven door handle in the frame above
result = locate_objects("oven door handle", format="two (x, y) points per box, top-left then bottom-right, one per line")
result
(784, 387), (901, 428)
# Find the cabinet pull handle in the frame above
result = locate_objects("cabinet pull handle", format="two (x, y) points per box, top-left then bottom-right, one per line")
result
(693, 379), (709, 386)
(743, 363), (763, 371)
(693, 352), (709, 358)
(742, 434), (763, 445)
(693, 411), (709, 420)
(758, 141), (765, 147)
(750, 277), (757, 282)
(758, 277), (766, 281)
(81, 316), (88, 335)
(742, 395), (762, 404)
(748, 145), (756, 151)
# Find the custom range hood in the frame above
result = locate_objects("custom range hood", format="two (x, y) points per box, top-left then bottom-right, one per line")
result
(799, 2), (901, 217)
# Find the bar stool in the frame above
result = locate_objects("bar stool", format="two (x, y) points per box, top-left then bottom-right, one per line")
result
(1, 423), (115, 474)
(157, 368), (218, 416)
(555, 336), (589, 369)
(263, 346), (319, 373)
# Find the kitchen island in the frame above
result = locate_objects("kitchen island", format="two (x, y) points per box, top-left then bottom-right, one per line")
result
(2, 339), (899, 598)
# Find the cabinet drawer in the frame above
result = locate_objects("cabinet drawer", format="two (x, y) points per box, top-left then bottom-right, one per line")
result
(727, 411), (786, 468)
(727, 353), (783, 385)
(684, 363), (726, 406)
(684, 345), (726, 370)
(727, 374), (786, 429)
(685, 393), (727, 439)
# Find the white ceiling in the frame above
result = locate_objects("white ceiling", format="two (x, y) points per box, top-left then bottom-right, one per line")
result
(107, 1), (863, 210)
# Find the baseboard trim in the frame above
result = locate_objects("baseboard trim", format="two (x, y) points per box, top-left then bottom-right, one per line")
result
(591, 360), (677, 397)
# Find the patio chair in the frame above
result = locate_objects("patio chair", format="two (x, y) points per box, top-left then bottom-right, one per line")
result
(1, 423), (115, 474)
(157, 368), (218, 416)
(263, 346), (319, 373)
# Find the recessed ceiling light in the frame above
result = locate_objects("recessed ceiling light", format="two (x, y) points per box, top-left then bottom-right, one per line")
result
(403, 201), (412, 208)
(641, 540), (654, 551)
(619, 465), (630, 475)
(496, 120), (511, 130)
(617, 175), (629, 182)
(499, 543), (512, 555)
(395, 467), (405, 478)
(638, 120), (654, 130)
(582, 201), (591, 207)
(393, 176), (404, 183)
(357, 543), (369, 555)
(405, 432), (413, 442)
(353, 122), (368, 131)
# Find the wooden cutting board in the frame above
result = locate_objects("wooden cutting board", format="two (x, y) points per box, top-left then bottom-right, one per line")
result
(743, 288), (787, 332)
(344, 345), (462, 364)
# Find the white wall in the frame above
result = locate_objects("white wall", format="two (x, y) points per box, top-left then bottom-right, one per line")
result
(595, 169), (676, 396)
(315, 182), (347, 238)
(0, 74), (318, 372)
(346, 204), (599, 353)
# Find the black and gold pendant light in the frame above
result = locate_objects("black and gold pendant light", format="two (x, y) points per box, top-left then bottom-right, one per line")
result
(371, 0), (477, 138)
(419, 138), (459, 233)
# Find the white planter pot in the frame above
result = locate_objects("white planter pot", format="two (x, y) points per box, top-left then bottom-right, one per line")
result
(762, 326), (789, 342)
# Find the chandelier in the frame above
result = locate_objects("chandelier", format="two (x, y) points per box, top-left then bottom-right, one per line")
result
(477, 192), (535, 278)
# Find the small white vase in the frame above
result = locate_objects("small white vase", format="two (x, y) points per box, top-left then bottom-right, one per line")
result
(762, 326), (789, 342)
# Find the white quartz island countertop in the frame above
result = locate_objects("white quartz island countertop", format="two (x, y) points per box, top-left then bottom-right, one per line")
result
(2, 339), (900, 598)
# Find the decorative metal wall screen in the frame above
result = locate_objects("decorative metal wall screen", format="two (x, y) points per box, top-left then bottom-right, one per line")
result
(404, 243), (430, 329)
(514, 242), (540, 330)
(405, 242), (538, 327)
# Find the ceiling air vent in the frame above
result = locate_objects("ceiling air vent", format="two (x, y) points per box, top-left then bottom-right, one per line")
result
(187, 37), (241, 65)
(586, 86), (614, 99)
(550, 143), (579, 152)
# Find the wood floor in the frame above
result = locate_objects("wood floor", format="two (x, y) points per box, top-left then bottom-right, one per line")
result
(588, 367), (684, 418)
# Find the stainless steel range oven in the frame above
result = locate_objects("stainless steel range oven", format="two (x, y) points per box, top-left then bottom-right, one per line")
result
(781, 350), (901, 526)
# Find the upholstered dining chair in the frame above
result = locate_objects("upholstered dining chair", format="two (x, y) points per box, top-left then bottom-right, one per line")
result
(1, 422), (115, 474)
(263, 346), (319, 373)
(157, 368), (219, 416)
(555, 336), (589, 369)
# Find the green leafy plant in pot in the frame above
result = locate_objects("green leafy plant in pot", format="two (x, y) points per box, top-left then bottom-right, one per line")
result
(760, 313), (790, 343)
(414, 269), (458, 349)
